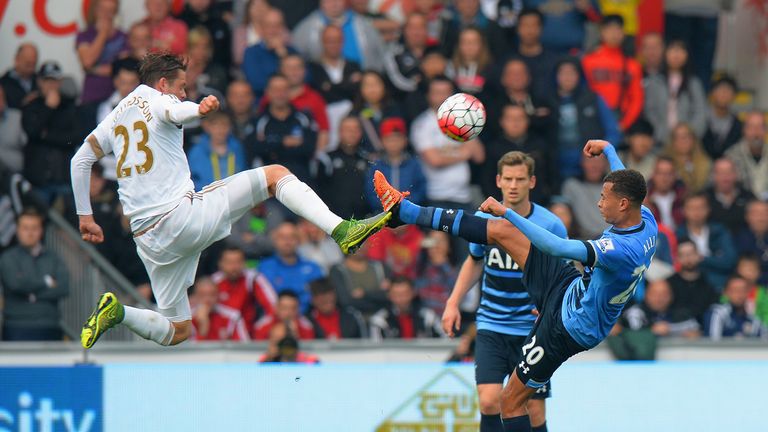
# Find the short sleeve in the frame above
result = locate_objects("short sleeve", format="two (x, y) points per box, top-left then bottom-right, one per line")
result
(410, 115), (437, 153)
(586, 236), (626, 270)
(469, 242), (485, 259)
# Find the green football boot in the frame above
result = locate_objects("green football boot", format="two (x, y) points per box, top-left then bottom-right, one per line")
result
(331, 212), (392, 255)
(81, 292), (124, 349)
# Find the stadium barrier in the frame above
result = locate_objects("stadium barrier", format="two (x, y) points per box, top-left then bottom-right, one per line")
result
(45, 210), (152, 342)
(1, 361), (766, 432)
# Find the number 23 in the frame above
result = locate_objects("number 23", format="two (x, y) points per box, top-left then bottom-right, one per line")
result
(115, 121), (154, 178)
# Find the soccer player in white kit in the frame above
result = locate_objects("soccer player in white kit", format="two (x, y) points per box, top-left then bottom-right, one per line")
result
(71, 54), (391, 348)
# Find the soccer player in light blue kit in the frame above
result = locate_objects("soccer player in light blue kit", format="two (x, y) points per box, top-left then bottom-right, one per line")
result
(442, 151), (566, 432)
(373, 139), (658, 432)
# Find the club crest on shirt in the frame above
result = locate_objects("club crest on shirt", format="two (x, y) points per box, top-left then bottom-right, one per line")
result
(596, 238), (615, 253)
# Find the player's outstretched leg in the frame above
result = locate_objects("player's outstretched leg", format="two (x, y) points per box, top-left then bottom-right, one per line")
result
(260, 165), (390, 254)
(81, 292), (178, 348)
(499, 372), (538, 432)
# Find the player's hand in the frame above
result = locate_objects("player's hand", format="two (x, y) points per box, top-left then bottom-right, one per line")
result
(198, 95), (220, 116)
(441, 303), (462, 338)
(479, 197), (506, 217)
(582, 139), (611, 158)
(78, 215), (104, 244)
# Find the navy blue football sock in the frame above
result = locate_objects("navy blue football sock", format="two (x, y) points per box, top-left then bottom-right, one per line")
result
(481, 414), (503, 432)
(502, 415), (532, 432)
(531, 421), (547, 432)
(398, 200), (489, 244)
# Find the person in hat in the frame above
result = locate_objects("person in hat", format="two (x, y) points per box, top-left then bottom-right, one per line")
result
(582, 14), (644, 132)
(21, 61), (79, 204)
(364, 117), (427, 212)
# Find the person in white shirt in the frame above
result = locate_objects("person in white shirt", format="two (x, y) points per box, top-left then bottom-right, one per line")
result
(71, 53), (391, 349)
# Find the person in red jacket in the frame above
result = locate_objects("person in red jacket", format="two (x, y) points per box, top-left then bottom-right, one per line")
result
(252, 291), (315, 340)
(582, 15), (643, 131)
(212, 246), (277, 326)
(191, 277), (250, 341)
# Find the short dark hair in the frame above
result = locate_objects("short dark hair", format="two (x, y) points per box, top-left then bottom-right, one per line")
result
(278, 291), (300, 302)
(17, 207), (45, 225)
(112, 58), (140, 79)
(711, 74), (738, 93)
(139, 52), (187, 86)
(603, 169), (647, 207)
(309, 278), (335, 296)
(220, 245), (244, 257)
(390, 275), (413, 288)
(428, 75), (456, 93)
(518, 8), (544, 25)
(684, 191), (709, 205)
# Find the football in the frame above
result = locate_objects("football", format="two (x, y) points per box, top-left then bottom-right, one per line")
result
(436, 93), (486, 142)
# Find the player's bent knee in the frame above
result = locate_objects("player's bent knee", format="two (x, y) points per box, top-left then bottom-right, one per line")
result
(169, 320), (192, 345)
(263, 164), (291, 185)
(526, 399), (546, 426)
(477, 385), (502, 415)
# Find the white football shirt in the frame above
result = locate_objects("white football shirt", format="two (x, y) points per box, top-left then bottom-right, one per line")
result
(89, 84), (198, 225)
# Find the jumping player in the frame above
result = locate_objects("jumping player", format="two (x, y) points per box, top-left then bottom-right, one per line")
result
(442, 151), (565, 432)
(71, 53), (390, 349)
(373, 139), (657, 432)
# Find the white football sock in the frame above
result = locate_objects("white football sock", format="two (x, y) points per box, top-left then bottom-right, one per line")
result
(122, 306), (175, 346)
(275, 175), (344, 235)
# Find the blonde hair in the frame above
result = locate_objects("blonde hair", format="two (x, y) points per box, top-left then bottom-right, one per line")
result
(662, 123), (712, 192)
(188, 26), (213, 61)
(497, 151), (535, 177)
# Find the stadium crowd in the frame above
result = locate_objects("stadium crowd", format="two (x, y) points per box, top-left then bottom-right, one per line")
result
(1, 0), (767, 356)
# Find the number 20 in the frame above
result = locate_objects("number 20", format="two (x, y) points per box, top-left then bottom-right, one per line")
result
(523, 336), (545, 365)
(115, 121), (154, 178)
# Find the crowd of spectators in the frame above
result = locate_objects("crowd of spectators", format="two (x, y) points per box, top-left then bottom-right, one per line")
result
(1, 0), (767, 349)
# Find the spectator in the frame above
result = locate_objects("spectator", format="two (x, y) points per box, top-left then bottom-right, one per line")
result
(365, 117), (428, 211)
(414, 0), (445, 43)
(267, 0), (319, 30)
(212, 246), (277, 325)
(259, 222), (324, 313)
(0, 86), (26, 173)
(513, 8), (559, 100)
(525, 0), (600, 55)
(369, 276), (443, 340)
(561, 154), (609, 239)
(232, 0), (272, 66)
(367, 224), (424, 279)
(481, 104), (553, 204)
(446, 27), (491, 95)
(437, 0), (507, 59)
(293, 0), (386, 71)
(307, 25), (362, 150)
(384, 13), (432, 94)
(446, 322), (476, 363)
(224, 80), (257, 152)
(143, 0), (188, 56)
(349, 0), (402, 42)
(619, 119), (657, 180)
(725, 112), (768, 200)
(253, 291), (315, 340)
(351, 71), (400, 155)
(297, 218), (344, 273)
(582, 15), (644, 131)
(550, 57), (621, 183)
(273, 54), (330, 152)
(644, 40), (707, 143)
(253, 75), (317, 183)
(736, 254), (768, 325)
(186, 26), (229, 95)
(645, 157), (687, 230)
(190, 277), (250, 341)
(705, 158), (755, 235)
(0, 209), (68, 341)
(677, 193), (737, 290)
(307, 278), (367, 339)
(0, 43), (38, 109)
(414, 231), (458, 316)
(241, 8), (297, 98)
(411, 76), (483, 209)
(402, 48), (449, 122)
(668, 240), (719, 323)
(75, 0), (127, 104)
(486, 58), (551, 138)
(734, 200), (768, 286)
(178, 0), (232, 67)
(122, 22), (152, 63)
(317, 116), (370, 219)
(188, 112), (247, 191)
(258, 321), (319, 363)
(702, 76), (742, 159)
(226, 203), (283, 260)
(664, 0), (727, 89)
(639, 32), (664, 79)
(704, 276), (766, 340)
(622, 279), (700, 338)
(329, 242), (389, 317)
(22, 62), (78, 204)
(661, 123), (712, 193)
(549, 200), (580, 239)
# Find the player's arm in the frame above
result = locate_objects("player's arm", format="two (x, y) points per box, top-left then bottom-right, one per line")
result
(159, 94), (219, 124)
(70, 135), (105, 244)
(443, 255), (484, 337)
(582, 139), (625, 172)
(480, 198), (590, 263)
